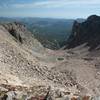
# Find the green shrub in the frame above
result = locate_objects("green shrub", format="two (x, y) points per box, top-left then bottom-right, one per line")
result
(57, 57), (64, 61)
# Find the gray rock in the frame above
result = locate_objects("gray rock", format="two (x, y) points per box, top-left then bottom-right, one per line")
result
(91, 96), (100, 100)
(6, 91), (16, 100)
(63, 96), (69, 100)
(0, 86), (8, 92)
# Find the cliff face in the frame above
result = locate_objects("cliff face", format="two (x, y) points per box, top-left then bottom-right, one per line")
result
(66, 15), (100, 51)
(2, 22), (44, 52)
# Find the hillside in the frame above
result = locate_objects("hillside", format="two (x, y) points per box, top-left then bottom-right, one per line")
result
(1, 16), (100, 99)
(0, 17), (74, 49)
(66, 15), (100, 51)
(61, 15), (100, 97)
(0, 22), (83, 99)
(29, 18), (74, 49)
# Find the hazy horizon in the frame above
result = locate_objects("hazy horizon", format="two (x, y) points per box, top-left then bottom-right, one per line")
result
(0, 16), (86, 20)
(0, 0), (100, 19)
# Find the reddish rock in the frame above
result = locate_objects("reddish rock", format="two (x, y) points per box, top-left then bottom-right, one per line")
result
(71, 97), (77, 100)
(82, 96), (90, 100)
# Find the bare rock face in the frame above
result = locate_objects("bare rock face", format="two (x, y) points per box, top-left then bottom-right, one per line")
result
(66, 15), (100, 51)
(0, 22), (46, 86)
(3, 22), (25, 43)
(2, 22), (44, 52)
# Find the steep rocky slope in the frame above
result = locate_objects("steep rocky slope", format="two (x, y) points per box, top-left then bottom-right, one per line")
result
(0, 22), (45, 85)
(0, 22), (83, 99)
(66, 15), (100, 51)
(60, 15), (100, 97)
(1, 19), (100, 99)
(2, 22), (44, 52)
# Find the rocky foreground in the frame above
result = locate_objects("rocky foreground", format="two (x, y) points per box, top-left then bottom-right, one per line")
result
(1, 15), (100, 99)
(0, 84), (99, 100)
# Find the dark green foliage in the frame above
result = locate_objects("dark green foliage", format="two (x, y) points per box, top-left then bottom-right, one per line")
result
(57, 57), (64, 61)
(26, 18), (74, 49)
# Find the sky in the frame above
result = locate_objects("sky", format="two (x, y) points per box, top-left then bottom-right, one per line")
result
(0, 0), (100, 19)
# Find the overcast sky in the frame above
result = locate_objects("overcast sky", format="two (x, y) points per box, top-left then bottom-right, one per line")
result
(0, 0), (100, 19)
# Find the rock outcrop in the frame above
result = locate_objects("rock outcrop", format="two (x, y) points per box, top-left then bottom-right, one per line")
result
(2, 22), (44, 52)
(0, 22), (45, 85)
(66, 15), (100, 51)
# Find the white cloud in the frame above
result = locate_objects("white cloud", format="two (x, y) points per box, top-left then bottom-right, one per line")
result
(7, 0), (100, 8)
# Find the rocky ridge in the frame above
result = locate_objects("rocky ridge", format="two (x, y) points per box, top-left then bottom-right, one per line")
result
(66, 15), (100, 51)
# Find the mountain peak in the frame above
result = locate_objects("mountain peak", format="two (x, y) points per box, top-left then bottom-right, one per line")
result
(87, 15), (100, 21)
(66, 15), (100, 51)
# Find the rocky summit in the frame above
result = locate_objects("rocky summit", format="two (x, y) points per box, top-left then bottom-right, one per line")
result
(66, 15), (100, 51)
(1, 15), (100, 100)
